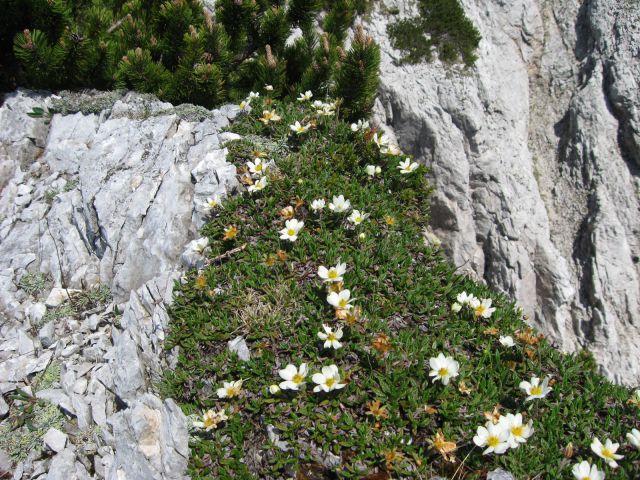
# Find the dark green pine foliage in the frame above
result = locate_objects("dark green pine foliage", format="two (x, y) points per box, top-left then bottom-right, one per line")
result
(387, 0), (481, 67)
(2, 0), (380, 116)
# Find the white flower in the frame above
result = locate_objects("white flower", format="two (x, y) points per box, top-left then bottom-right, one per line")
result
(329, 195), (351, 213)
(398, 158), (419, 174)
(193, 409), (228, 431)
(191, 237), (209, 253)
(327, 289), (353, 310)
(318, 324), (343, 349)
(297, 90), (313, 101)
(428, 353), (460, 385)
(499, 335), (515, 347)
(627, 428), (640, 450)
(347, 210), (369, 225)
(312, 365), (346, 393)
(310, 198), (326, 212)
(278, 363), (308, 391)
(317, 104), (335, 116)
(365, 165), (381, 177)
(473, 421), (510, 455)
(205, 194), (222, 210)
(247, 158), (267, 176)
(519, 376), (552, 401)
(351, 119), (370, 132)
(591, 437), (624, 468)
(290, 121), (310, 134)
(422, 229), (442, 248)
(269, 384), (281, 394)
(265, 84), (273, 91)
(383, 144), (402, 155)
(572, 461), (605, 480)
(372, 132), (389, 149)
(501, 413), (533, 449)
(247, 176), (268, 193)
(279, 219), (304, 242)
(239, 99), (251, 111)
(216, 379), (243, 398)
(474, 298), (496, 318)
(358, 233), (366, 241)
(249, 91), (260, 99)
(451, 302), (462, 313)
(318, 262), (347, 283)
(456, 291), (478, 306)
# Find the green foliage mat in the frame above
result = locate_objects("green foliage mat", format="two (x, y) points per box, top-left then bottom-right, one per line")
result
(387, 0), (481, 66)
(161, 96), (640, 479)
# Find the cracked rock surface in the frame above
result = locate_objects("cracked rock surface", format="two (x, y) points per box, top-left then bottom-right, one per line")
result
(366, 0), (640, 385)
(0, 89), (239, 478)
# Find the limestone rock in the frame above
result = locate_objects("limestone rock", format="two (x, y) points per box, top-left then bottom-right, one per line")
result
(43, 428), (68, 453)
(108, 394), (188, 480)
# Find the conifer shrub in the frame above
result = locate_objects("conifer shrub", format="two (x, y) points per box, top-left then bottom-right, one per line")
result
(387, 0), (481, 67)
(1, 0), (379, 118)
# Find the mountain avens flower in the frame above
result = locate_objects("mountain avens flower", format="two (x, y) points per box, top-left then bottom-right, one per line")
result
(278, 363), (308, 391)
(290, 121), (310, 134)
(348, 210), (369, 225)
(473, 421), (510, 455)
(193, 409), (228, 431)
(398, 158), (419, 174)
(572, 461), (605, 480)
(365, 165), (382, 177)
(297, 90), (313, 101)
(216, 379), (243, 399)
(428, 353), (460, 385)
(247, 158), (267, 175)
(247, 176), (268, 193)
(318, 262), (347, 283)
(502, 413), (533, 448)
(591, 437), (624, 468)
(519, 376), (552, 401)
(329, 195), (351, 213)
(327, 289), (353, 310)
(318, 324), (343, 349)
(312, 365), (346, 393)
(473, 298), (496, 318)
(499, 335), (515, 347)
(279, 219), (304, 242)
(310, 198), (325, 212)
(259, 110), (281, 124)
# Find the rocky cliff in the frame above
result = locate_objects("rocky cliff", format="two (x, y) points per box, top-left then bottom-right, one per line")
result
(365, 0), (640, 385)
(0, 90), (240, 478)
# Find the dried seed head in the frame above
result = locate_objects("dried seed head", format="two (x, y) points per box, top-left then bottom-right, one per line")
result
(265, 45), (276, 68)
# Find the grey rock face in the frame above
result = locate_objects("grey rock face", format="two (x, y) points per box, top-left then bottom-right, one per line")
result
(366, 0), (640, 384)
(0, 90), (241, 479)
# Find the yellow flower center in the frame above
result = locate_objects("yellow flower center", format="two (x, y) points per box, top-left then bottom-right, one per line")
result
(328, 270), (338, 279)
(487, 436), (500, 448)
(511, 426), (524, 437)
(438, 367), (449, 377)
(327, 333), (337, 341)
(338, 299), (348, 308)
(325, 378), (335, 388)
(292, 373), (304, 384)
(475, 305), (486, 316)
(255, 163), (262, 171)
(203, 417), (216, 428)
(226, 386), (240, 397)
(601, 447), (614, 459)
(530, 385), (543, 396)
(287, 228), (295, 236)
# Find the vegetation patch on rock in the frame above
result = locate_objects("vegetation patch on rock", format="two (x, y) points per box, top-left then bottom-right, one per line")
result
(161, 89), (640, 478)
(387, 0), (481, 66)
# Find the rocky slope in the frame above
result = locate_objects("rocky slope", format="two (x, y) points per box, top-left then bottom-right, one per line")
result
(366, 0), (640, 385)
(0, 90), (239, 478)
